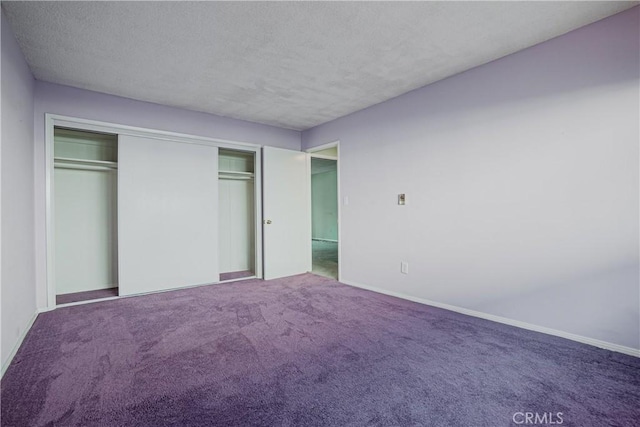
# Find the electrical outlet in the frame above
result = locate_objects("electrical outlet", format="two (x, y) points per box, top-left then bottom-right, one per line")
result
(401, 262), (409, 274)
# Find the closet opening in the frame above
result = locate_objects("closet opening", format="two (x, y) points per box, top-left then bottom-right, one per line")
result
(53, 127), (119, 304)
(218, 149), (256, 281)
(309, 146), (339, 279)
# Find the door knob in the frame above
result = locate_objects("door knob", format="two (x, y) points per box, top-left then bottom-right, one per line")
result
(264, 219), (272, 224)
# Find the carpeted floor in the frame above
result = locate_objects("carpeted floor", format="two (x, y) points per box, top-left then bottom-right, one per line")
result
(312, 239), (338, 279)
(2, 273), (639, 426)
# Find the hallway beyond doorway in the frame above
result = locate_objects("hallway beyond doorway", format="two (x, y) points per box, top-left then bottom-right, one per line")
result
(312, 239), (338, 279)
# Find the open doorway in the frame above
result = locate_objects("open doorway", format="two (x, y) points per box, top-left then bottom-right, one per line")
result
(53, 127), (119, 305)
(309, 144), (339, 279)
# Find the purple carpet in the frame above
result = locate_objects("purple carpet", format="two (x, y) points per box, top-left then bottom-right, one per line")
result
(2, 273), (639, 426)
(56, 287), (119, 305)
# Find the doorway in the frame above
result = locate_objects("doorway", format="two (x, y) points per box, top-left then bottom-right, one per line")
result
(218, 149), (257, 281)
(53, 127), (119, 304)
(309, 144), (339, 279)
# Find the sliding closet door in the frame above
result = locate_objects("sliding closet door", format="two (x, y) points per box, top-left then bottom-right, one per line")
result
(118, 135), (219, 295)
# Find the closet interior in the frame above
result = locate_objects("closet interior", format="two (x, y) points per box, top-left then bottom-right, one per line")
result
(218, 149), (256, 281)
(54, 128), (119, 304)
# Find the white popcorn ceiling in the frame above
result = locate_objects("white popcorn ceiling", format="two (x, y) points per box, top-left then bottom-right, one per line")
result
(2, 1), (637, 130)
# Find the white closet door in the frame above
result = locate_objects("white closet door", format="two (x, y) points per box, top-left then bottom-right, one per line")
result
(118, 135), (219, 295)
(263, 147), (311, 280)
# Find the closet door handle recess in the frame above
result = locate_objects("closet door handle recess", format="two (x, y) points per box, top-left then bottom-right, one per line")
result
(264, 220), (272, 225)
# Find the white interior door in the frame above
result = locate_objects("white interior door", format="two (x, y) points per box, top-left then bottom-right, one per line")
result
(263, 147), (311, 280)
(118, 135), (219, 295)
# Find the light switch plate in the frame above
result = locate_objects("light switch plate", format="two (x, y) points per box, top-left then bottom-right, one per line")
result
(401, 262), (409, 274)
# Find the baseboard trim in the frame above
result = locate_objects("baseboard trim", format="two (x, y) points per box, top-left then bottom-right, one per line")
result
(1, 308), (42, 378)
(341, 279), (640, 358)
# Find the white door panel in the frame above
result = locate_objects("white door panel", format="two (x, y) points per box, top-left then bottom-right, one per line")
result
(263, 147), (311, 280)
(118, 136), (219, 295)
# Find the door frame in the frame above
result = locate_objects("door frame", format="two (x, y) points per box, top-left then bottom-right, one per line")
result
(45, 114), (263, 309)
(307, 140), (341, 280)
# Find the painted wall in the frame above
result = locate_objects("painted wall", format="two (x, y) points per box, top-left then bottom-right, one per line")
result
(1, 11), (37, 369)
(311, 166), (338, 241)
(303, 8), (640, 350)
(33, 82), (301, 308)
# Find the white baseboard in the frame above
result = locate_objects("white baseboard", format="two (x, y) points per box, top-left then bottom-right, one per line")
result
(341, 279), (640, 358)
(1, 308), (43, 378)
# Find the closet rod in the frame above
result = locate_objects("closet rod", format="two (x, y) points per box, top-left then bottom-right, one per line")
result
(54, 157), (117, 171)
(54, 157), (117, 167)
(218, 170), (254, 176)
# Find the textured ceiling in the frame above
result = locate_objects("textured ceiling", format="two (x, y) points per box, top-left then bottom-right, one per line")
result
(2, 1), (637, 130)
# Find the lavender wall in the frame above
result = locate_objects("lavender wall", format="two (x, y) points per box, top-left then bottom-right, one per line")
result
(303, 8), (640, 350)
(33, 82), (301, 308)
(34, 82), (301, 149)
(1, 11), (37, 370)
